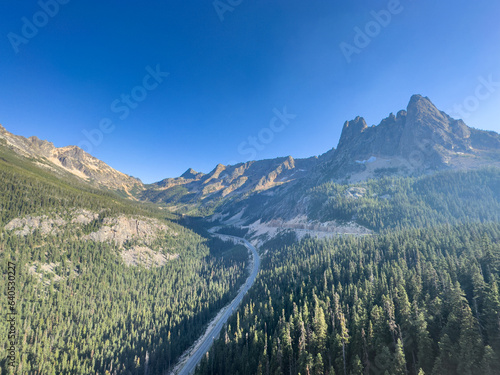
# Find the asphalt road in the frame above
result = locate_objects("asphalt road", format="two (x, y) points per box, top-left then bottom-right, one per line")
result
(172, 234), (260, 375)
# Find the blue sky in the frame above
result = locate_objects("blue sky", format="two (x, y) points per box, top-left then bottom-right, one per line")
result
(1, 1), (499, 183)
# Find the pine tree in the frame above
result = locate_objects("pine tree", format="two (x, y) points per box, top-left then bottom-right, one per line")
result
(351, 355), (363, 375)
(393, 339), (407, 375)
(373, 346), (392, 375)
(480, 345), (499, 375)
(432, 334), (457, 375)
(457, 304), (483, 375)
(313, 298), (328, 355)
(314, 353), (324, 375)
(483, 279), (500, 353)
(415, 311), (434, 373)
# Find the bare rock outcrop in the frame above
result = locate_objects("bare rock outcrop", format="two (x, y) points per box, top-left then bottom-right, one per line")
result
(4, 210), (178, 268)
(120, 246), (179, 268)
(85, 215), (174, 246)
(5, 215), (66, 236)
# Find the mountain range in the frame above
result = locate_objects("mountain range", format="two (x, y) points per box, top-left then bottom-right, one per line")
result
(1, 94), (499, 230)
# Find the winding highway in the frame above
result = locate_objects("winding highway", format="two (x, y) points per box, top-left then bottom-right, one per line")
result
(169, 232), (260, 375)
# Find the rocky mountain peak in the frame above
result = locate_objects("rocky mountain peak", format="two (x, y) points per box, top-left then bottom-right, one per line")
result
(328, 94), (500, 178)
(379, 112), (398, 127)
(181, 168), (202, 179)
(407, 93), (428, 107)
(285, 155), (295, 169)
(59, 145), (86, 156)
(204, 164), (227, 182)
(396, 110), (407, 120)
(213, 163), (226, 174)
(338, 116), (368, 150)
(344, 116), (368, 132)
(399, 95), (462, 163)
(406, 94), (447, 126)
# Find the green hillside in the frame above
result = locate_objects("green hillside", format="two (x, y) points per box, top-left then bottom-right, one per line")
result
(309, 168), (500, 231)
(0, 146), (249, 375)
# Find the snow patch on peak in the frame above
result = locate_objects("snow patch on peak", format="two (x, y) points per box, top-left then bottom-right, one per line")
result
(356, 156), (377, 164)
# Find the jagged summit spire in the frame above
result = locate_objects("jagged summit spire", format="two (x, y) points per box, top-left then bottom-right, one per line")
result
(337, 116), (368, 150)
(406, 95), (441, 118)
(181, 168), (199, 179)
(408, 94), (427, 105)
(405, 94), (449, 133)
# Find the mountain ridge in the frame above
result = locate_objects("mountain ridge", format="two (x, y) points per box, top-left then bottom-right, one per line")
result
(2, 95), (499, 213)
(0, 123), (143, 197)
(141, 95), (500, 216)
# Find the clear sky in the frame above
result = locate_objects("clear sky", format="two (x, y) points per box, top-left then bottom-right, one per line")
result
(1, 1), (499, 183)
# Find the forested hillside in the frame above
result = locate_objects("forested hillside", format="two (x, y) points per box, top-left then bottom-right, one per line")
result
(0, 146), (250, 374)
(196, 223), (500, 375)
(308, 168), (500, 231)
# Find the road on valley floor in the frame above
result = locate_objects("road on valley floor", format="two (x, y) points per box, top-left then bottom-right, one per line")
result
(169, 233), (260, 375)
